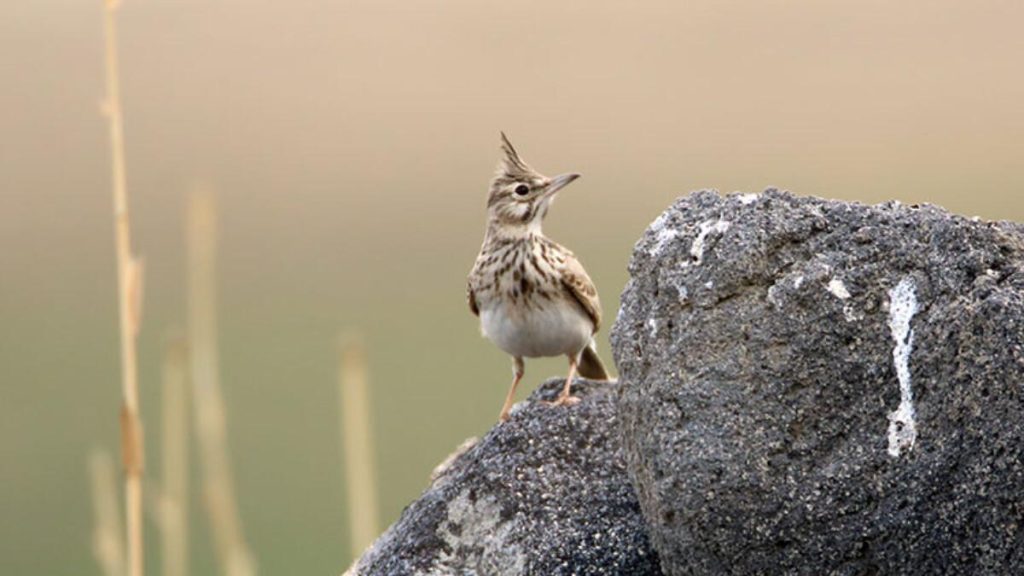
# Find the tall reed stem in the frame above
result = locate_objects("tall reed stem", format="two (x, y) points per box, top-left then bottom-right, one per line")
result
(338, 333), (379, 559)
(90, 450), (127, 576)
(187, 187), (256, 576)
(161, 335), (190, 576)
(101, 2), (144, 575)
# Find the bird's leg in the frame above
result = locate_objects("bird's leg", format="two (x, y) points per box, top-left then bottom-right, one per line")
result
(499, 357), (525, 422)
(547, 353), (582, 407)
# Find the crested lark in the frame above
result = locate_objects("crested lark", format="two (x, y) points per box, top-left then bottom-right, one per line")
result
(468, 133), (610, 422)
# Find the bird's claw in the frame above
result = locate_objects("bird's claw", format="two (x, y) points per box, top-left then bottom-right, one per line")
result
(544, 394), (581, 407)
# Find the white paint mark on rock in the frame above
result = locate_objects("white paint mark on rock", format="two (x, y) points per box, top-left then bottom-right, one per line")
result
(737, 193), (760, 205)
(649, 213), (679, 256)
(827, 278), (851, 300)
(688, 220), (731, 266)
(647, 318), (658, 338)
(887, 277), (920, 458)
(649, 214), (730, 264)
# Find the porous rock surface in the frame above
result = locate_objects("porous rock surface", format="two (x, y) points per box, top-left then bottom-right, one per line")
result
(344, 378), (662, 576)
(611, 189), (1024, 575)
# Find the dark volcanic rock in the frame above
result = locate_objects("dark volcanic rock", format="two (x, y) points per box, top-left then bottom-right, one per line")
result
(344, 378), (662, 576)
(611, 190), (1024, 575)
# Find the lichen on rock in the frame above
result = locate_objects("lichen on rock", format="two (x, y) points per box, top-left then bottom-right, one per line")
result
(344, 379), (661, 576)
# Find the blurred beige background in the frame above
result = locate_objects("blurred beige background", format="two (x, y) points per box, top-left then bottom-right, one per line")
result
(2, 1), (1022, 574)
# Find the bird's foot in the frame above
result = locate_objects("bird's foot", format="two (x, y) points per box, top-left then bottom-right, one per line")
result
(544, 394), (581, 408)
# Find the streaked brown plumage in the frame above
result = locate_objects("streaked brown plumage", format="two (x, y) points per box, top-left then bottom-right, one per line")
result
(467, 132), (610, 422)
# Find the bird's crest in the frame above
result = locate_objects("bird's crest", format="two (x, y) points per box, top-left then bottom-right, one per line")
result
(497, 132), (535, 179)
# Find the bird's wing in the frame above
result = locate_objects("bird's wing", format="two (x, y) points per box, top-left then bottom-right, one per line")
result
(560, 252), (602, 333)
(467, 280), (479, 316)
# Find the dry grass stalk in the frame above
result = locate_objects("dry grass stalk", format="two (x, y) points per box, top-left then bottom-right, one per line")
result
(187, 187), (256, 576)
(161, 335), (190, 576)
(338, 333), (380, 559)
(90, 450), (127, 576)
(101, 2), (144, 575)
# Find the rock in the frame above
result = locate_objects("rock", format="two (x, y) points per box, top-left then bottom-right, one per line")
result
(611, 189), (1024, 575)
(344, 378), (662, 576)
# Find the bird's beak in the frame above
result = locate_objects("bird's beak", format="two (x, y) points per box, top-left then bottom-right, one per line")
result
(542, 173), (581, 198)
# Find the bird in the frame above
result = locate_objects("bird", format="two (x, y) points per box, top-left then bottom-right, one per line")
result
(467, 132), (610, 422)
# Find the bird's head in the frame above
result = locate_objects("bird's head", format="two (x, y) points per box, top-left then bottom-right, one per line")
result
(486, 132), (580, 231)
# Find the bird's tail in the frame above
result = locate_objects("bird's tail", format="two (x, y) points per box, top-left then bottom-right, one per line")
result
(577, 342), (611, 380)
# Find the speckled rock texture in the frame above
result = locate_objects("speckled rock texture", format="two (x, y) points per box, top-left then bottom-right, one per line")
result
(611, 189), (1024, 575)
(344, 378), (662, 576)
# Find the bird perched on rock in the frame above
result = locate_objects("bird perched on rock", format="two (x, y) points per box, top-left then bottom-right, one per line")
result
(467, 133), (610, 422)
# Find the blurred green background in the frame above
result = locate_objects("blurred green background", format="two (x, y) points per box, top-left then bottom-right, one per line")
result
(2, 1), (1023, 574)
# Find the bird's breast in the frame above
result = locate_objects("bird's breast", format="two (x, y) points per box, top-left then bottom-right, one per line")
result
(479, 297), (592, 359)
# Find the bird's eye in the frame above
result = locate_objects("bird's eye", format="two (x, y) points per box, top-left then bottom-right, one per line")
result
(514, 184), (530, 196)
